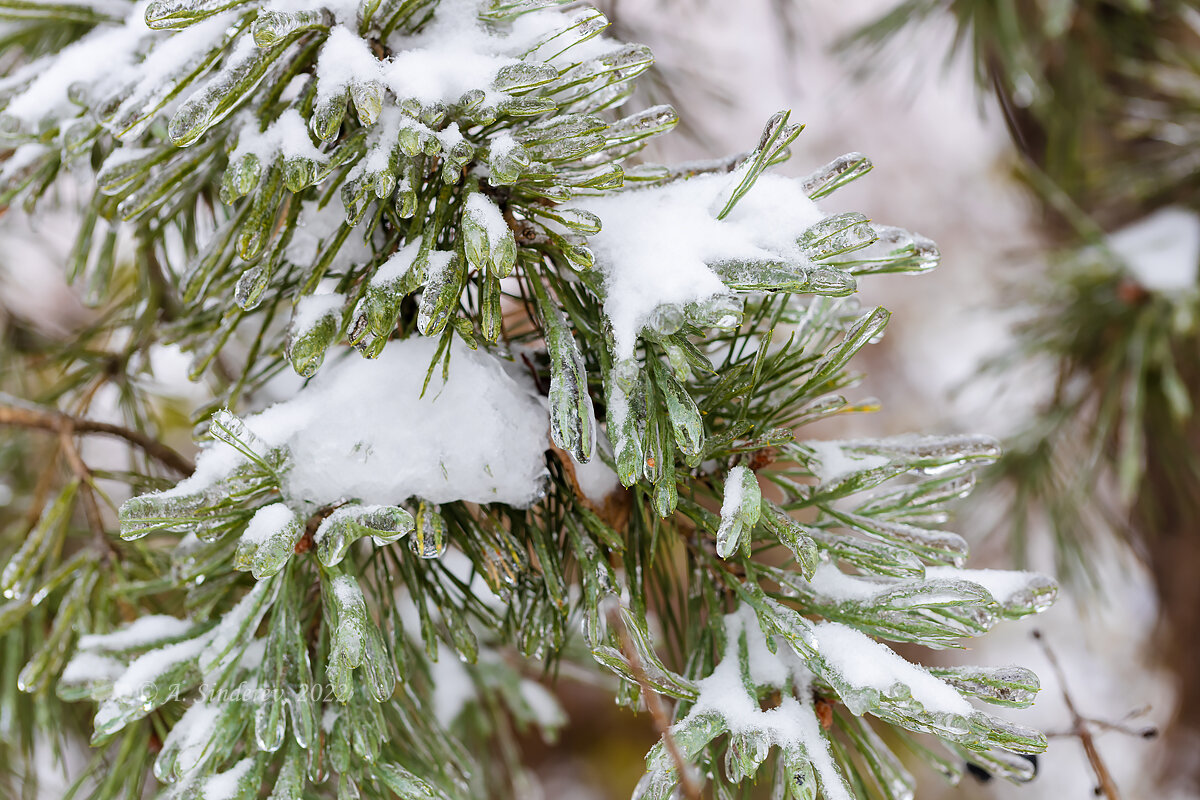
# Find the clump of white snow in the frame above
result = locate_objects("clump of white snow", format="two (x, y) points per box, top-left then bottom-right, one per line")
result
(380, 0), (522, 107)
(60, 652), (125, 686)
(465, 191), (510, 247)
(1, 15), (147, 126)
(577, 173), (826, 358)
(805, 561), (890, 603)
(289, 292), (343, 333)
(106, 635), (209, 709)
(315, 25), (383, 103)
(685, 606), (852, 800)
(230, 109), (328, 165)
(370, 240), (423, 287)
(77, 615), (196, 653)
(198, 758), (254, 800)
(312, 0), (623, 114)
(924, 566), (1046, 605)
(720, 465), (750, 519)
(179, 338), (549, 509)
(239, 502), (296, 546)
(1107, 206), (1200, 292)
(812, 620), (972, 717)
(804, 440), (889, 483)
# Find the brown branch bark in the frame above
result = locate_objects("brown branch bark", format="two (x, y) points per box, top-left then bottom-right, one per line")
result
(0, 395), (194, 475)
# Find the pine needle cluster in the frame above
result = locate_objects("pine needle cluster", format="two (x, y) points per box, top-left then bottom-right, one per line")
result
(0, 1), (1055, 798)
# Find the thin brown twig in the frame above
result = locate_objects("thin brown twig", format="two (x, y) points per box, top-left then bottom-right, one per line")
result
(22, 439), (63, 534)
(57, 425), (114, 560)
(1045, 714), (1157, 740)
(0, 395), (194, 475)
(1086, 716), (1158, 739)
(605, 603), (703, 800)
(1032, 629), (1123, 800)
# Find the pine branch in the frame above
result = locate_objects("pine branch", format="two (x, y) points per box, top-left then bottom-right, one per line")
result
(0, 2), (1059, 798)
(0, 394), (194, 475)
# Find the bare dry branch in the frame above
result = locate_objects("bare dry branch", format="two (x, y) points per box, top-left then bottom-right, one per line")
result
(0, 394), (194, 475)
(1033, 629), (1124, 800)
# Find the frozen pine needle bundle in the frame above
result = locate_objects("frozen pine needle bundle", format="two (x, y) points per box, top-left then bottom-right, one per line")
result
(0, 0), (1055, 798)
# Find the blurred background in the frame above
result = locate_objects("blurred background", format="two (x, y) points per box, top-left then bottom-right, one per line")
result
(2, 0), (1196, 798)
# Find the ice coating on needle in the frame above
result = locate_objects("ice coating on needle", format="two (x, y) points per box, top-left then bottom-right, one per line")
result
(806, 561), (1055, 616)
(159, 701), (222, 775)
(577, 173), (826, 358)
(179, 338), (549, 508)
